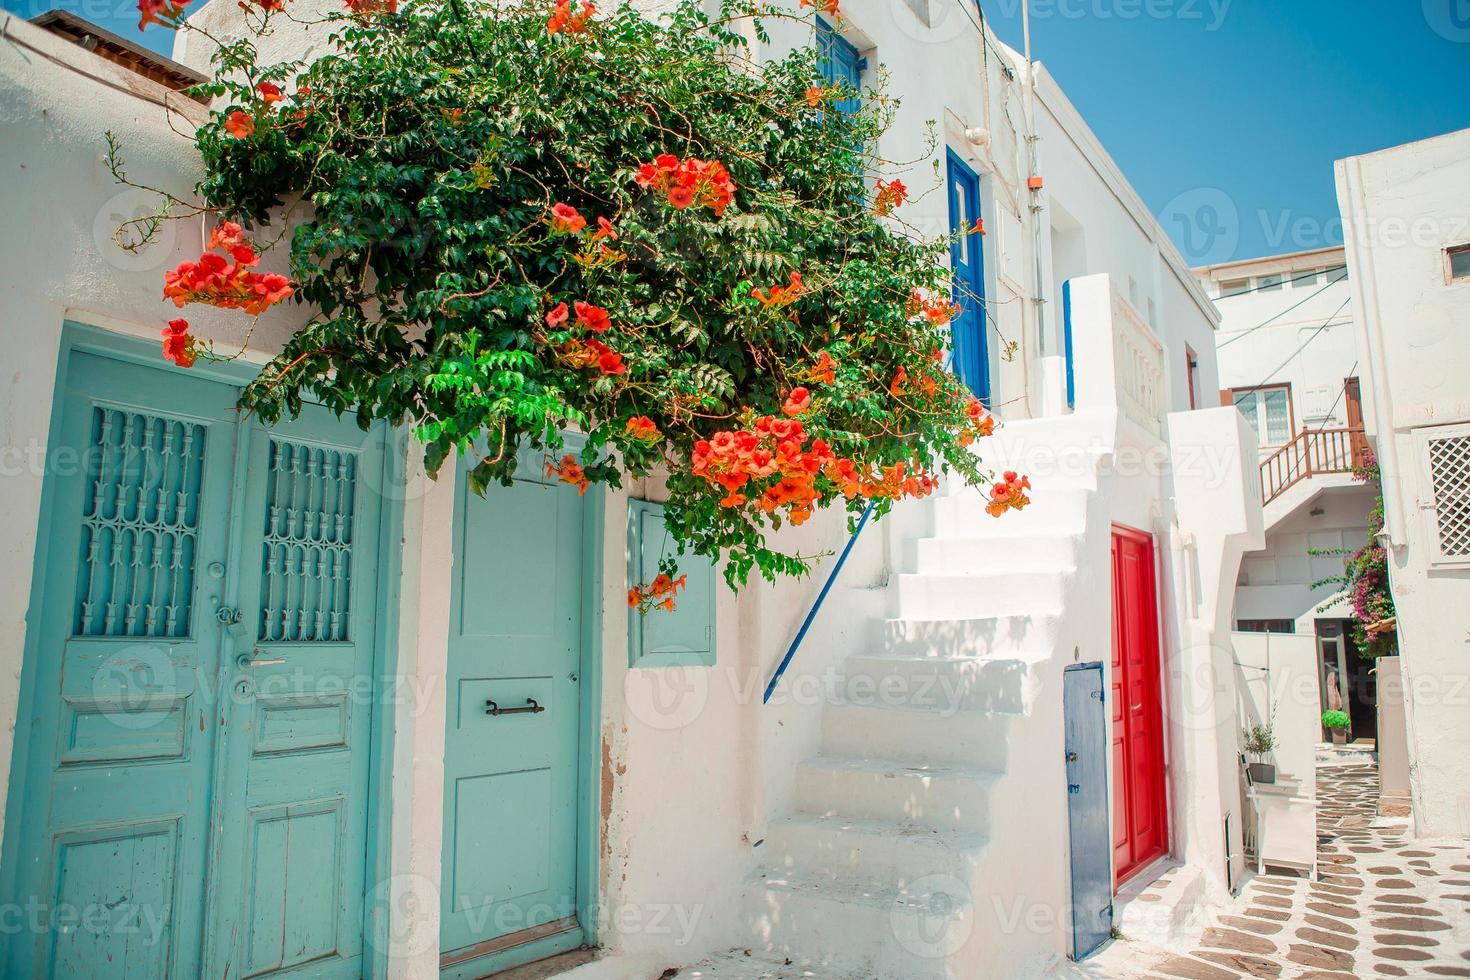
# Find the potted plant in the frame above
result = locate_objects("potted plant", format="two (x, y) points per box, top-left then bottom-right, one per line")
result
(1242, 723), (1277, 784)
(1322, 710), (1351, 744)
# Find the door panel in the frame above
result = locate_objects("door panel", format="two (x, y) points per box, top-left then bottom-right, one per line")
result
(1110, 527), (1168, 886)
(947, 153), (989, 402)
(4, 350), (388, 979)
(206, 409), (385, 978)
(5, 352), (240, 978)
(1064, 663), (1112, 961)
(441, 453), (586, 963)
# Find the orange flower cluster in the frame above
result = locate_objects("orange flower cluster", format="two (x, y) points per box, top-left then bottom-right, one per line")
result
(908, 290), (961, 327)
(957, 396), (996, 447)
(799, 0), (841, 16)
(161, 318), (197, 368)
(804, 85), (828, 108)
(752, 271), (805, 309)
(546, 454), (591, 495)
(624, 415), (661, 445)
(137, 0), (185, 29)
(809, 351), (837, 385)
(693, 411), (937, 525)
(986, 471), (1031, 517)
(225, 110), (255, 139)
(635, 154), (735, 216)
(163, 222), (293, 317)
(874, 178), (908, 216)
(560, 338), (625, 375)
(547, 0), (595, 33)
(549, 202), (586, 234)
(628, 573), (687, 614)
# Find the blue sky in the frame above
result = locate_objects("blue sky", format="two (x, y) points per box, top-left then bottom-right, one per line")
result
(13, 0), (1469, 264)
(977, 0), (1470, 263)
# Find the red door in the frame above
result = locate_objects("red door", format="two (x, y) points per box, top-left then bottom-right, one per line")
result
(1110, 525), (1169, 885)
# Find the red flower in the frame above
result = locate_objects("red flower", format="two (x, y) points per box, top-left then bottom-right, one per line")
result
(549, 203), (586, 234)
(635, 154), (735, 217)
(889, 366), (908, 397)
(970, 216), (986, 236)
(574, 301), (611, 334)
(596, 349), (626, 375)
(667, 185), (695, 210)
(625, 416), (660, 444)
(546, 454), (590, 495)
(547, 0), (595, 34)
(873, 178), (908, 217)
(545, 302), (570, 328)
(137, 0), (186, 29)
(161, 319), (197, 367)
(782, 387), (812, 417)
(256, 81), (284, 104)
(224, 111), (255, 139)
(753, 271), (805, 309)
(986, 471), (1032, 517)
(593, 217), (617, 241)
(799, 0), (840, 16)
(804, 85), (826, 108)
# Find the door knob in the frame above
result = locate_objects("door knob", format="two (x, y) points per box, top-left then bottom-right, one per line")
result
(238, 652), (286, 668)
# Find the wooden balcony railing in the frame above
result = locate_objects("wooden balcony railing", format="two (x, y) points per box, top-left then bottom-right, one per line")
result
(1260, 425), (1368, 506)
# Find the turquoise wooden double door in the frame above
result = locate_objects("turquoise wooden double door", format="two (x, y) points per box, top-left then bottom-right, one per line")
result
(2, 349), (389, 977)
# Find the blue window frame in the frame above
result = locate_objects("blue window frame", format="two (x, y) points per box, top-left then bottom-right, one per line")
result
(627, 500), (716, 668)
(817, 19), (864, 116)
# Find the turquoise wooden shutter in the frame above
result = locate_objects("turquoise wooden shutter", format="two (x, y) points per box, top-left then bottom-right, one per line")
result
(627, 500), (716, 668)
(817, 19), (864, 117)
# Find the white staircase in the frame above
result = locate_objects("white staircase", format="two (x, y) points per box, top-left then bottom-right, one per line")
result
(745, 431), (1095, 979)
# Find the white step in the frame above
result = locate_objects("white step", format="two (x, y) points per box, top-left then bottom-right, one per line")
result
(820, 702), (1010, 771)
(839, 654), (1031, 715)
(759, 813), (986, 886)
(932, 485), (1089, 536)
(744, 870), (972, 980)
(794, 756), (997, 834)
(684, 951), (862, 979)
(893, 569), (1068, 620)
(878, 614), (1060, 660)
(909, 532), (1079, 575)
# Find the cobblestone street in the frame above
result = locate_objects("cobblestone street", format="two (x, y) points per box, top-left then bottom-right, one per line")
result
(1073, 761), (1470, 979)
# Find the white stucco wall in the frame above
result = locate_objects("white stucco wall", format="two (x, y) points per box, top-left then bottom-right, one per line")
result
(1232, 631), (1319, 797)
(0, 2), (1256, 975)
(1336, 126), (1470, 839)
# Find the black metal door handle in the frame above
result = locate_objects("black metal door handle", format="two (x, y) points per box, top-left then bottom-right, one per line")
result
(485, 698), (545, 717)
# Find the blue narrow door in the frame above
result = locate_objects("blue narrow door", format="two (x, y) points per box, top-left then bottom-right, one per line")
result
(203, 406), (386, 977)
(1064, 662), (1113, 961)
(2, 351), (239, 978)
(440, 444), (587, 976)
(2, 347), (390, 978)
(947, 152), (990, 402)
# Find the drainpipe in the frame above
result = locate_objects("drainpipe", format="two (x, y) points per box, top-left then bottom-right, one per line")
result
(1022, 0), (1049, 358)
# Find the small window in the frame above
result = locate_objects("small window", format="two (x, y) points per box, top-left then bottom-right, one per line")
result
(1220, 278), (1250, 298)
(1256, 274), (1284, 292)
(1232, 385), (1293, 447)
(627, 500), (717, 668)
(1447, 244), (1470, 282)
(1294, 268), (1321, 288)
(1325, 265), (1348, 283)
(1185, 346), (1199, 410)
(1146, 297), (1157, 328)
(1237, 619), (1296, 634)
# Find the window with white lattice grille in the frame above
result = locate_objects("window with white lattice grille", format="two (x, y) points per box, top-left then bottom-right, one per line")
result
(1423, 426), (1470, 565)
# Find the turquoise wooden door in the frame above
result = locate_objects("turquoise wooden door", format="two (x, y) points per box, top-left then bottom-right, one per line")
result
(441, 449), (586, 974)
(2, 348), (387, 978)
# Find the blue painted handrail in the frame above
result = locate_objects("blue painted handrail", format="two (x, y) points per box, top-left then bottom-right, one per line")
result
(763, 500), (877, 704)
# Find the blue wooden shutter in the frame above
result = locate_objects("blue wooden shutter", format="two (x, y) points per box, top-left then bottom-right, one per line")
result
(627, 500), (716, 668)
(817, 19), (864, 117)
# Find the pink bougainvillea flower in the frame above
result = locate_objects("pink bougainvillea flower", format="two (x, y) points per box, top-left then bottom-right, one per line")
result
(224, 110), (255, 139)
(545, 302), (570, 328)
(549, 202), (586, 234)
(256, 81), (284, 104)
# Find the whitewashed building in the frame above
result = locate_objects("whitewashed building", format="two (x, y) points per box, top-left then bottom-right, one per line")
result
(1335, 127), (1470, 840)
(0, 2), (1263, 977)
(1195, 248), (1381, 742)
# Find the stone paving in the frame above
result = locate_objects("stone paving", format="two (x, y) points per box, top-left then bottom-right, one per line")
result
(1095, 761), (1470, 980)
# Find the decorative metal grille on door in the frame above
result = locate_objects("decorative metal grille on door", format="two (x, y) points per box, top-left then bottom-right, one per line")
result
(257, 438), (358, 642)
(1427, 430), (1470, 561)
(72, 406), (206, 638)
